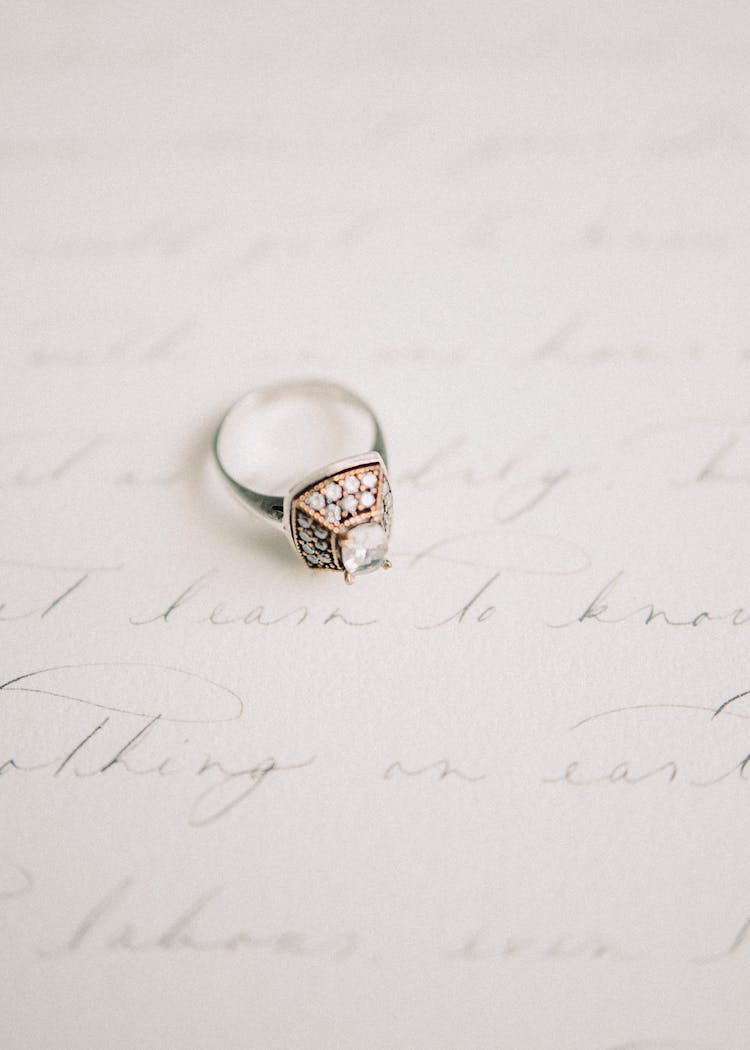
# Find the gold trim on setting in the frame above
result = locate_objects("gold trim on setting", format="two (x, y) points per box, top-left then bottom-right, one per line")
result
(291, 462), (387, 573)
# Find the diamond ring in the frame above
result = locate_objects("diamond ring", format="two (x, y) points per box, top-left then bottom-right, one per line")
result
(213, 379), (393, 584)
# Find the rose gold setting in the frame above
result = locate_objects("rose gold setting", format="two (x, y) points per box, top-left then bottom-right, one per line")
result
(290, 460), (393, 574)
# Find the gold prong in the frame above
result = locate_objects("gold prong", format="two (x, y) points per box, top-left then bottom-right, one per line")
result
(382, 560), (392, 570)
(345, 571), (355, 585)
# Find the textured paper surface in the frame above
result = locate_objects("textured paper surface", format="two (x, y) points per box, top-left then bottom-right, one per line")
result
(2, 4), (750, 1048)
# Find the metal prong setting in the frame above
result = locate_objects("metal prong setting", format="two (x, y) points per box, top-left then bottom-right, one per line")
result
(292, 459), (391, 581)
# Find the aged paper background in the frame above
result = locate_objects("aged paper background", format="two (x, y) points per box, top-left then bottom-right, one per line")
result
(2, 3), (750, 1048)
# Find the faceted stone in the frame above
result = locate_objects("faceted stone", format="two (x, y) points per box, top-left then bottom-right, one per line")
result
(361, 470), (378, 489)
(340, 494), (358, 514)
(359, 490), (375, 509)
(325, 504), (341, 523)
(305, 491), (325, 511)
(297, 514), (312, 528)
(340, 522), (388, 575)
(324, 481), (342, 503)
(343, 475), (360, 494)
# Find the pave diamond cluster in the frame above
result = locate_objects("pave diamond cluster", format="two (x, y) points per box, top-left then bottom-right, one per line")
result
(292, 461), (392, 580)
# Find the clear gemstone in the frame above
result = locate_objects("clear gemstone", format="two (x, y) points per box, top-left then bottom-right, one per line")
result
(324, 481), (342, 503)
(341, 494), (358, 514)
(359, 490), (375, 509)
(361, 470), (378, 489)
(297, 514), (312, 528)
(305, 491), (325, 511)
(340, 522), (388, 575)
(343, 475), (360, 493)
(325, 504), (341, 523)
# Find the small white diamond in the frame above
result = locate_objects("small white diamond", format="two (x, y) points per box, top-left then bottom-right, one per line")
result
(343, 475), (360, 494)
(359, 490), (375, 509)
(325, 504), (341, 523)
(361, 470), (378, 489)
(324, 481), (342, 503)
(340, 522), (388, 575)
(305, 491), (325, 511)
(341, 494), (358, 514)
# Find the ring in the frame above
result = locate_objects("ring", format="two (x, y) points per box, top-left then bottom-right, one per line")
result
(213, 379), (393, 584)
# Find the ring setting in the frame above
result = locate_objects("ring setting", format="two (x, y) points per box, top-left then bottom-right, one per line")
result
(292, 456), (393, 582)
